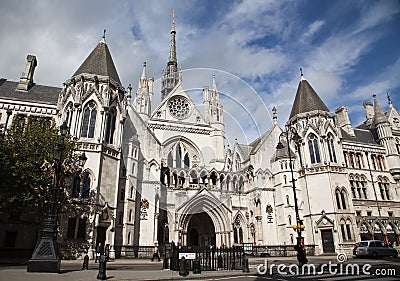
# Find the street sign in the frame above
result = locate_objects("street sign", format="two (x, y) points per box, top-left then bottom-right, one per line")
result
(179, 253), (196, 259)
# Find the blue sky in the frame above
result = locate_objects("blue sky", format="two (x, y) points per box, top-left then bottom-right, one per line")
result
(0, 0), (399, 145)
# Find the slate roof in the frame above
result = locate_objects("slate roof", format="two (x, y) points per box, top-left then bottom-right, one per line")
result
(237, 144), (252, 160)
(73, 40), (121, 85)
(0, 79), (60, 105)
(340, 128), (380, 145)
(289, 78), (329, 119)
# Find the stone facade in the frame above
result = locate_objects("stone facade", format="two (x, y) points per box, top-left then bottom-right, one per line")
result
(1, 19), (400, 259)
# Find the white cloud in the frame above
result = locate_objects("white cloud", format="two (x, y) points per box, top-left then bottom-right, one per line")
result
(301, 20), (325, 43)
(0, 0), (399, 144)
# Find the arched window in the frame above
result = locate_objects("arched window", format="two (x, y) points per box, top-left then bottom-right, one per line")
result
(286, 195), (290, 205)
(340, 219), (353, 241)
(81, 101), (97, 138)
(104, 107), (117, 144)
(64, 102), (73, 133)
(288, 215), (292, 225)
(349, 174), (368, 199)
(340, 190), (347, 209)
(175, 144), (182, 168)
(308, 133), (321, 164)
(167, 152), (173, 167)
(81, 172), (90, 198)
(233, 227), (238, 244)
(250, 224), (256, 244)
(378, 177), (391, 200)
(335, 189), (342, 209)
(130, 186), (134, 198)
(72, 172), (90, 198)
(128, 232), (131, 244)
(184, 153), (190, 168)
(129, 209), (133, 222)
(327, 134), (337, 163)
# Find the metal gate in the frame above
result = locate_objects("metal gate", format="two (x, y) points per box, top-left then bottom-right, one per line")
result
(167, 245), (244, 271)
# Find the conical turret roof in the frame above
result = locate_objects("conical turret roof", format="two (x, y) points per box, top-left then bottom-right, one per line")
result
(373, 94), (388, 125)
(289, 76), (329, 119)
(73, 37), (121, 85)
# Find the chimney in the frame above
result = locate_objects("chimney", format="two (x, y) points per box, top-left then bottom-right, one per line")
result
(363, 101), (374, 126)
(17, 55), (37, 91)
(335, 106), (355, 137)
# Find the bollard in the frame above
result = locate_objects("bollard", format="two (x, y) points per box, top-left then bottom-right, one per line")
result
(179, 257), (188, 276)
(162, 257), (169, 269)
(97, 255), (107, 280)
(82, 254), (89, 270)
(193, 259), (201, 274)
(242, 257), (249, 273)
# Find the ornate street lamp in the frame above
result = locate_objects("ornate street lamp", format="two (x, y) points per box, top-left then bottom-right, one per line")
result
(27, 121), (87, 273)
(276, 126), (307, 265)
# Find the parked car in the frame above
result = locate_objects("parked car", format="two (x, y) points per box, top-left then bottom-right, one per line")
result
(353, 240), (398, 258)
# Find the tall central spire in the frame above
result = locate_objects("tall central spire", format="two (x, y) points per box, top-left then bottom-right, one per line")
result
(169, 10), (177, 65)
(161, 10), (180, 100)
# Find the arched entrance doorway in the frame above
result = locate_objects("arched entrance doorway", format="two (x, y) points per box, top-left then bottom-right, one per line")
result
(187, 212), (216, 246)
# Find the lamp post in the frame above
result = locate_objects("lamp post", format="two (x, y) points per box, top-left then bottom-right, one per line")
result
(27, 121), (87, 273)
(276, 127), (307, 265)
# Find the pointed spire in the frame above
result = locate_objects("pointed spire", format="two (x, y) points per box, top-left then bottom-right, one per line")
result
(272, 106), (278, 125)
(212, 74), (217, 92)
(161, 10), (180, 100)
(373, 94), (388, 125)
(171, 10), (175, 32)
(141, 62), (147, 80)
(139, 62), (147, 89)
(289, 73), (329, 119)
(168, 10), (177, 65)
(73, 31), (121, 85)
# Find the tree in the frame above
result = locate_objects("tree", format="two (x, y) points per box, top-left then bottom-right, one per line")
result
(0, 116), (77, 219)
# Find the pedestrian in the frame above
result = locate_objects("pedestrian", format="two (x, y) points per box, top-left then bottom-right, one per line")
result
(82, 253), (89, 270)
(296, 239), (307, 266)
(105, 244), (110, 261)
(95, 243), (102, 263)
(151, 244), (161, 261)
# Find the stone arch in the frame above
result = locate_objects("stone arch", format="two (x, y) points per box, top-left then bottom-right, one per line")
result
(163, 136), (203, 168)
(232, 211), (246, 244)
(177, 193), (232, 247)
(359, 221), (373, 241)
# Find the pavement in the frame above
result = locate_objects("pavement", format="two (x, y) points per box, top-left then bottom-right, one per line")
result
(3, 255), (397, 281)
(0, 258), (254, 281)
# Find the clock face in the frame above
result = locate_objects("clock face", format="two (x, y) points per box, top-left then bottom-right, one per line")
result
(168, 96), (190, 119)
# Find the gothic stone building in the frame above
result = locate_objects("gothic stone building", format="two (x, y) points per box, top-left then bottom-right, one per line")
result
(1, 19), (400, 258)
